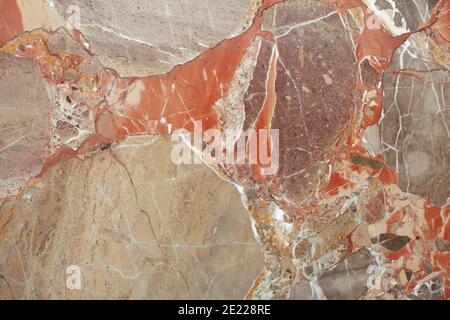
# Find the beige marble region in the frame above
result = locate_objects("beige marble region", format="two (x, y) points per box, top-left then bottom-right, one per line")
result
(0, 137), (264, 299)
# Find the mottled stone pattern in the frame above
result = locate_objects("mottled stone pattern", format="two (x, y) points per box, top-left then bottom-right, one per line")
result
(0, 53), (49, 196)
(363, 0), (439, 35)
(381, 32), (450, 207)
(264, 0), (359, 203)
(0, 137), (263, 299)
(290, 249), (375, 300)
(52, 0), (260, 76)
(243, 38), (273, 131)
(0, 0), (449, 301)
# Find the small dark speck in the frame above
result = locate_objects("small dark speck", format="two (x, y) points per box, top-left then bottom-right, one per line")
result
(100, 144), (111, 150)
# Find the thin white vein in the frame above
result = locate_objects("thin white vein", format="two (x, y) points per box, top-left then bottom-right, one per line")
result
(275, 11), (338, 39)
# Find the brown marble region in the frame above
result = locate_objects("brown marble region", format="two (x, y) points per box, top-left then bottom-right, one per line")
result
(263, 0), (360, 203)
(381, 31), (449, 207)
(0, 52), (49, 196)
(0, 136), (263, 299)
(0, 0), (449, 300)
(51, 0), (261, 77)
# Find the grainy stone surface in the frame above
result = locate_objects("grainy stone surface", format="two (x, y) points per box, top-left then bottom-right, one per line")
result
(0, 0), (449, 300)
(0, 137), (263, 299)
(0, 53), (49, 196)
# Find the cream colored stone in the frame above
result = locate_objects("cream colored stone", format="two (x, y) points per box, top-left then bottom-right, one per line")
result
(0, 136), (264, 299)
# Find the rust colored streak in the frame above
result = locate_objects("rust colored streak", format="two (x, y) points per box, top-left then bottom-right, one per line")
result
(0, 0), (286, 183)
(35, 134), (112, 179)
(355, 30), (408, 66)
(0, 0), (23, 47)
(444, 205), (450, 243)
(326, 172), (352, 195)
(112, 0), (282, 139)
(424, 203), (444, 240)
(356, 8), (410, 65)
(433, 0), (450, 43)
(434, 251), (450, 299)
(386, 68), (450, 85)
(35, 146), (77, 179)
(261, 0), (285, 10)
(251, 45), (278, 180)
(378, 167), (397, 185)
(321, 0), (409, 65)
(244, 268), (267, 300)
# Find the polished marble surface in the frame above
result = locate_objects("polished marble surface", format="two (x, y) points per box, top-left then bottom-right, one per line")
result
(0, 0), (449, 299)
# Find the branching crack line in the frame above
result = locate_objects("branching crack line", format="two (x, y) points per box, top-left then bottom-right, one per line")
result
(110, 150), (162, 252)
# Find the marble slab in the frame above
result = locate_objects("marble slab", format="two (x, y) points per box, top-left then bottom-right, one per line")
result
(0, 0), (449, 300)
